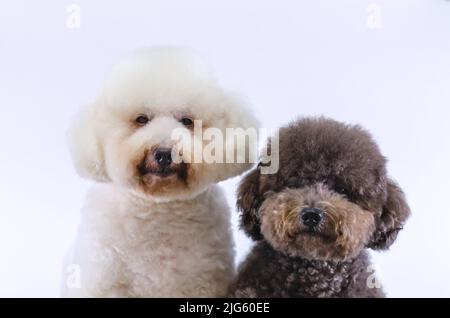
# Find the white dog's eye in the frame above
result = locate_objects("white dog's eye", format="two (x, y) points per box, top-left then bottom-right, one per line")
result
(180, 117), (194, 127)
(136, 115), (149, 125)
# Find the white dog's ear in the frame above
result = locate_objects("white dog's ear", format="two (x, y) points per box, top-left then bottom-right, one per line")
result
(215, 92), (260, 180)
(67, 103), (110, 182)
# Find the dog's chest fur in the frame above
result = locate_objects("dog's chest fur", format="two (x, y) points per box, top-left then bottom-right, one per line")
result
(232, 242), (383, 298)
(67, 184), (234, 297)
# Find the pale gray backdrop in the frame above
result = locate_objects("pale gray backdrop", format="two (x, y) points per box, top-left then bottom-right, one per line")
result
(1, 0), (449, 297)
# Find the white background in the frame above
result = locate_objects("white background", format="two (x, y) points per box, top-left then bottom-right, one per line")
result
(1, 0), (449, 297)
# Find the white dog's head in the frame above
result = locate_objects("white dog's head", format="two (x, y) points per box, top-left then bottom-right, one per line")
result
(68, 47), (259, 201)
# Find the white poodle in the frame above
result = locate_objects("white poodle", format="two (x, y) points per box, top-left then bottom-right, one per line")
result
(63, 47), (258, 297)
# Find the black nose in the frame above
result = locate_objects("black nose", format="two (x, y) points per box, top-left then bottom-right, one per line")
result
(300, 207), (324, 228)
(154, 148), (172, 167)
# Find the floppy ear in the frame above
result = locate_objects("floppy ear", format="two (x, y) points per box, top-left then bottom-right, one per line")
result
(369, 178), (410, 250)
(237, 167), (264, 241)
(67, 104), (110, 182)
(217, 92), (260, 180)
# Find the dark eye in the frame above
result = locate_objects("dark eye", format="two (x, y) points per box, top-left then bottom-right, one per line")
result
(136, 114), (149, 125)
(336, 186), (347, 195)
(286, 178), (304, 188)
(180, 117), (193, 126)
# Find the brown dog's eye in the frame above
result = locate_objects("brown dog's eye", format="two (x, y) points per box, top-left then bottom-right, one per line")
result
(136, 115), (149, 125)
(336, 186), (347, 195)
(180, 117), (194, 126)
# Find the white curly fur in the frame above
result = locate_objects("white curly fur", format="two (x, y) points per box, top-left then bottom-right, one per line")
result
(63, 47), (258, 297)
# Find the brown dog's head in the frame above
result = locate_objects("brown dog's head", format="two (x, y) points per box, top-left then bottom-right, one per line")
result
(237, 117), (410, 261)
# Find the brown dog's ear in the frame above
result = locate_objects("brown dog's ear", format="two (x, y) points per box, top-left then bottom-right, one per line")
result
(237, 167), (264, 241)
(369, 178), (410, 250)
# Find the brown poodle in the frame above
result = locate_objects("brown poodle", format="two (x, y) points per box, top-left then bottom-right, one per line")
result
(230, 117), (410, 298)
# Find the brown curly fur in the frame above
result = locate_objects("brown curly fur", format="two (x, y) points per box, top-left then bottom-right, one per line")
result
(230, 117), (410, 298)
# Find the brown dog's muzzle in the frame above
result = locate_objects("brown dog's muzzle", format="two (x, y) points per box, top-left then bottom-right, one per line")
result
(300, 207), (324, 228)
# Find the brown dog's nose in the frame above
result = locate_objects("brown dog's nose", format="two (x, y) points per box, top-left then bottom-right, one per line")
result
(154, 148), (172, 167)
(300, 207), (324, 228)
